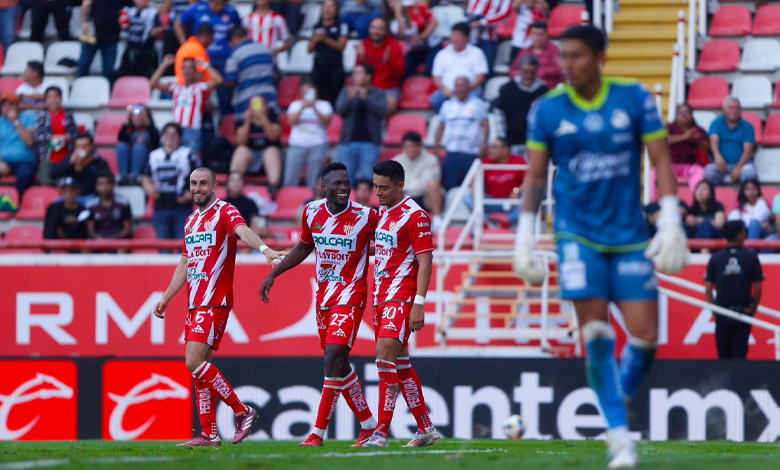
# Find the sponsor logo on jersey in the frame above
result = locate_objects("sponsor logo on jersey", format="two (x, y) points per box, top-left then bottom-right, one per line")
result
(376, 230), (397, 247)
(312, 234), (354, 249)
(313, 222), (323, 230)
(417, 222), (430, 228)
(583, 113), (604, 133)
(375, 269), (389, 279)
(191, 247), (212, 258)
(419, 231), (431, 238)
(332, 328), (347, 337)
(568, 150), (631, 182)
(383, 323), (398, 331)
(375, 246), (393, 258)
(611, 109), (630, 130)
(187, 267), (208, 282)
(318, 251), (352, 262)
(318, 268), (345, 284)
(185, 231), (216, 248)
(192, 324), (205, 334)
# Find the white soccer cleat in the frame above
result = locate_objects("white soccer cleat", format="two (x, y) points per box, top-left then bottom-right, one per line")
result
(606, 428), (639, 469)
(402, 429), (442, 447)
(362, 431), (389, 448)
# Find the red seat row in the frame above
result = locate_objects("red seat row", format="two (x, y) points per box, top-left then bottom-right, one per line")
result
(710, 5), (780, 36)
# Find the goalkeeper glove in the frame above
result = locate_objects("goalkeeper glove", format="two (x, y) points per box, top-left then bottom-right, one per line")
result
(644, 195), (689, 274)
(513, 211), (546, 286)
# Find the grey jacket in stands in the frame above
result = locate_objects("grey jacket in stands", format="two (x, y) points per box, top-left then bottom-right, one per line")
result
(335, 87), (388, 146)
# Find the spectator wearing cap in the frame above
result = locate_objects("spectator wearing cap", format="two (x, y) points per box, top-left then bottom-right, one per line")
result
(44, 177), (89, 240)
(706, 97), (757, 187)
(30, 0), (71, 43)
(0, 0), (17, 53)
(705, 220), (764, 360)
(78, 0), (134, 81)
(508, 21), (562, 90)
(430, 22), (488, 112)
(340, 0), (382, 40)
(116, 104), (160, 182)
(465, 0), (513, 73)
(284, 78), (333, 190)
(175, 23), (214, 84)
(463, 137), (525, 226)
(356, 17), (405, 116)
(335, 63), (388, 185)
(225, 26), (278, 126)
(116, 0), (163, 78)
(50, 133), (111, 199)
(309, 0), (349, 104)
(16, 61), (50, 111)
(0, 93), (37, 197)
(384, 0), (441, 79)
(34, 86), (78, 186)
(433, 76), (489, 191)
(86, 172), (133, 240)
(492, 54), (547, 155)
(392, 131), (443, 229)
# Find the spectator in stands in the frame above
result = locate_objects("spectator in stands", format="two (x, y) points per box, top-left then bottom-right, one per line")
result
(142, 123), (197, 240)
(30, 0), (71, 43)
(0, 93), (37, 197)
(226, 26), (277, 126)
(392, 131), (443, 229)
(434, 76), (488, 190)
(160, 0), (195, 74)
(654, 102), (708, 200)
(78, 0), (134, 81)
(492, 54), (547, 155)
(335, 63), (387, 184)
(244, 0), (292, 59)
(224, 170), (271, 237)
(706, 97), (757, 187)
(284, 78), (333, 189)
(86, 172), (133, 240)
(685, 180), (725, 240)
(50, 133), (111, 198)
(229, 96), (283, 196)
(44, 177), (88, 240)
(16, 61), (49, 111)
(0, 0), (17, 52)
(463, 137), (525, 226)
(152, 54), (222, 155)
(384, 0), (441, 78)
(728, 179), (770, 241)
(430, 22), (488, 112)
(175, 23), (214, 84)
(310, 0), (349, 104)
(465, 0), (512, 73)
(510, 0), (547, 64)
(356, 18), (404, 115)
(34, 86), (77, 186)
(175, 0), (241, 116)
(116, 0), (163, 78)
(340, 0), (382, 39)
(116, 105), (160, 183)
(354, 179), (377, 209)
(508, 21), (562, 90)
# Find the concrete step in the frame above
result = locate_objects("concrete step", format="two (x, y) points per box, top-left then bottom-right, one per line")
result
(603, 63), (671, 78)
(609, 45), (676, 59)
(620, 0), (688, 6)
(614, 10), (682, 23)
(610, 28), (678, 41)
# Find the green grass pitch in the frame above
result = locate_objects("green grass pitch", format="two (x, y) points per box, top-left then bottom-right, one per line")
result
(2, 440), (779, 470)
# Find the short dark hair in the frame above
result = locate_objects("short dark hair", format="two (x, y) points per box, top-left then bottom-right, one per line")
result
(530, 21), (548, 31)
(229, 26), (248, 40)
(493, 137), (510, 148)
(196, 24), (215, 36)
(722, 220), (745, 242)
(373, 160), (405, 183)
(356, 63), (375, 77)
(321, 161), (348, 180)
(451, 22), (470, 37)
(192, 167), (217, 184)
(75, 132), (93, 145)
(96, 171), (115, 185)
(518, 54), (540, 67)
(355, 179), (373, 189)
(401, 131), (422, 145)
(300, 76), (314, 88)
(45, 86), (62, 98)
(162, 122), (183, 137)
(559, 25), (606, 54)
(27, 60), (44, 78)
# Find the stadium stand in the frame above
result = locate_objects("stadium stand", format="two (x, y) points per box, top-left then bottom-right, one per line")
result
(547, 5), (586, 38)
(761, 114), (780, 146)
(94, 114), (127, 148)
(108, 76), (151, 110)
(688, 76), (730, 109)
(15, 186), (59, 220)
(0, 42), (44, 75)
(697, 40), (740, 73)
(752, 5), (780, 36)
(67, 76), (110, 110)
(383, 114), (427, 147)
(709, 5), (751, 37)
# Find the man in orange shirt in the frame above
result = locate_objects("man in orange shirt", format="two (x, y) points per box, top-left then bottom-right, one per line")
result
(175, 23), (215, 83)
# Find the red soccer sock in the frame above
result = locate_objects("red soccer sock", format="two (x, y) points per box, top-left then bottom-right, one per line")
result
(194, 378), (218, 438)
(397, 357), (434, 433)
(341, 368), (376, 429)
(376, 360), (399, 436)
(193, 361), (248, 415)
(312, 376), (342, 438)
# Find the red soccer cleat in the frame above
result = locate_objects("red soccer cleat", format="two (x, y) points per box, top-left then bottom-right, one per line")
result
(299, 433), (324, 447)
(351, 428), (375, 447)
(176, 433), (221, 447)
(233, 406), (258, 444)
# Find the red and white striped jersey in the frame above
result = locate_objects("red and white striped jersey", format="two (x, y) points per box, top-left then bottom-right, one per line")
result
(373, 197), (434, 306)
(300, 199), (378, 311)
(244, 10), (290, 51)
(466, 0), (513, 40)
(182, 199), (247, 310)
(169, 82), (210, 129)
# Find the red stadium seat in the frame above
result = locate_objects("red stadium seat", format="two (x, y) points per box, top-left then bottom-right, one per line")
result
(4, 225), (44, 253)
(697, 40), (740, 72)
(94, 114), (127, 147)
(99, 148), (119, 175)
(548, 5), (586, 38)
(715, 186), (738, 212)
(16, 186), (59, 220)
(220, 114), (237, 145)
(688, 76), (729, 109)
(245, 185), (272, 201)
(752, 5), (780, 35)
(760, 114), (780, 146)
(279, 113), (291, 146)
(677, 186), (693, 207)
(278, 76), (302, 109)
(772, 83), (780, 108)
(709, 6), (751, 36)
(270, 186), (314, 220)
(383, 114), (427, 146)
(762, 186), (779, 205)
(0, 186), (19, 220)
(132, 224), (159, 254)
(108, 76), (151, 109)
(0, 77), (22, 97)
(215, 186), (227, 200)
(379, 148), (398, 162)
(399, 77), (436, 110)
(327, 114), (342, 145)
(742, 112), (763, 142)
(142, 196), (154, 221)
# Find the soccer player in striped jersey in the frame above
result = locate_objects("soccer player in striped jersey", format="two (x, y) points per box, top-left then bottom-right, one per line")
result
(260, 162), (379, 447)
(363, 160), (441, 448)
(154, 167), (286, 447)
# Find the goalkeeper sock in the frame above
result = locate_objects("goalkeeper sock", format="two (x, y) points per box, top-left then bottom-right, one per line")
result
(193, 361), (248, 415)
(619, 337), (656, 398)
(312, 376), (342, 438)
(582, 321), (628, 430)
(397, 357), (434, 433)
(341, 368), (376, 429)
(376, 359), (400, 436)
(194, 378), (218, 438)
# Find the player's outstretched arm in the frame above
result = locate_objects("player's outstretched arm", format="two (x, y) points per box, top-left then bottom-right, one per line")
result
(513, 147), (549, 285)
(154, 255), (188, 319)
(411, 251), (433, 332)
(259, 241), (315, 303)
(235, 224), (288, 266)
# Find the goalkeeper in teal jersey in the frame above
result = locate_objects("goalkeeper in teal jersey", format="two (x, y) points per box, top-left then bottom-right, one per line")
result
(513, 25), (688, 469)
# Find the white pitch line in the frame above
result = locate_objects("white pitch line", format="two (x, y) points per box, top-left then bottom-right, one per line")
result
(0, 459), (70, 470)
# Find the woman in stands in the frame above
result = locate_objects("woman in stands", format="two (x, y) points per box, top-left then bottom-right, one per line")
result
(116, 104), (160, 184)
(729, 179), (771, 241)
(384, 0), (441, 79)
(310, 0), (349, 104)
(652, 103), (708, 201)
(685, 181), (726, 241)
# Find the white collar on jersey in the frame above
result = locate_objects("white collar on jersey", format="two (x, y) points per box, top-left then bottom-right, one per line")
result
(384, 196), (410, 212)
(324, 198), (352, 217)
(197, 198), (219, 215)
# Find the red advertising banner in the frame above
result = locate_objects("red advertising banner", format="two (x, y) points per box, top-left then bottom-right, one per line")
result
(0, 360), (77, 441)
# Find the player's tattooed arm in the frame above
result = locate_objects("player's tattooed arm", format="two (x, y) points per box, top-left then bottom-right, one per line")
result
(259, 241), (315, 303)
(154, 255), (188, 319)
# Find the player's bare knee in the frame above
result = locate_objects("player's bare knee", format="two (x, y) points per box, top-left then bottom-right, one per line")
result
(185, 346), (209, 372)
(323, 345), (350, 377)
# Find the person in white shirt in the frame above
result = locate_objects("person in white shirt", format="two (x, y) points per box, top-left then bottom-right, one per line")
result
(16, 61), (49, 111)
(728, 179), (771, 241)
(433, 76), (489, 190)
(392, 131), (443, 229)
(284, 78), (333, 189)
(429, 22), (488, 112)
